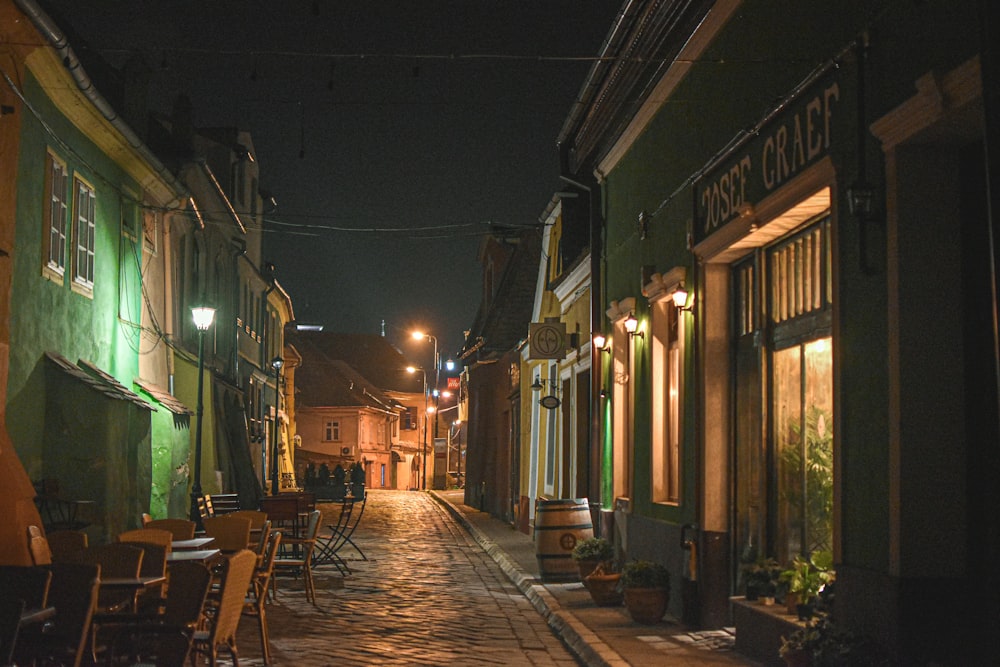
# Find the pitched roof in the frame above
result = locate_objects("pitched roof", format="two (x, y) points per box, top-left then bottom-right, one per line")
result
(287, 331), (423, 408)
(461, 226), (542, 361)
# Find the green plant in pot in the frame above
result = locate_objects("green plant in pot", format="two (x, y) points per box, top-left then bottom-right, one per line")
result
(571, 537), (614, 580)
(780, 615), (889, 667)
(582, 561), (623, 607)
(742, 556), (781, 602)
(620, 560), (670, 624)
(778, 551), (834, 619)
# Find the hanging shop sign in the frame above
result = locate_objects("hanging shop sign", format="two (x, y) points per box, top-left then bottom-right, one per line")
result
(528, 320), (566, 360)
(693, 72), (841, 246)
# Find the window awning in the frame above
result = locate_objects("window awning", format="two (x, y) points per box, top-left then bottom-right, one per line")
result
(46, 352), (154, 411)
(134, 378), (193, 415)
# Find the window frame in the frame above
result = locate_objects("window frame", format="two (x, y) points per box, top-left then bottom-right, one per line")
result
(324, 420), (341, 442)
(650, 295), (683, 505)
(42, 149), (69, 283)
(71, 174), (96, 295)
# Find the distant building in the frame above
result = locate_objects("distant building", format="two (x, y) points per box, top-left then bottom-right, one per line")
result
(288, 331), (424, 491)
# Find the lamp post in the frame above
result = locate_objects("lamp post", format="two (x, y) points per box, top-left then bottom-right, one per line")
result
(412, 331), (439, 487)
(270, 354), (284, 496)
(454, 419), (463, 488)
(189, 304), (216, 528)
(407, 365), (428, 490)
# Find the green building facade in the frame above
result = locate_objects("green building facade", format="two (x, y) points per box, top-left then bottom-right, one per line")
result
(564, 1), (998, 662)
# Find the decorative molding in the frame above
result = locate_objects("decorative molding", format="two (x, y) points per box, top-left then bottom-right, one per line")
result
(870, 56), (981, 151)
(606, 296), (637, 323)
(643, 266), (687, 302)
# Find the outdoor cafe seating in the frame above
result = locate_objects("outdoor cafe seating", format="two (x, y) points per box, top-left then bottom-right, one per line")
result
(105, 560), (213, 666)
(11, 562), (99, 667)
(313, 491), (368, 575)
(0, 565), (52, 665)
(242, 529), (283, 664)
(189, 549), (257, 666)
(272, 509), (321, 603)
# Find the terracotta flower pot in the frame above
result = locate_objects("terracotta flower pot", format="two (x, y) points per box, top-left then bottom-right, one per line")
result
(584, 572), (623, 606)
(623, 587), (669, 624)
(577, 558), (604, 581)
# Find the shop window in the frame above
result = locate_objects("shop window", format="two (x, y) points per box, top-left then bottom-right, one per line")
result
(651, 298), (682, 504)
(734, 216), (833, 566)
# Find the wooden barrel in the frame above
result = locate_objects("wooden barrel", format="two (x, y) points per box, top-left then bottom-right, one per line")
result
(534, 498), (594, 582)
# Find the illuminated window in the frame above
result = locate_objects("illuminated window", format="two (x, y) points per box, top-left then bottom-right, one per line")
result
(733, 216), (833, 566)
(651, 298), (682, 504)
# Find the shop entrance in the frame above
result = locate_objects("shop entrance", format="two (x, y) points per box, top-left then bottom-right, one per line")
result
(733, 216), (833, 566)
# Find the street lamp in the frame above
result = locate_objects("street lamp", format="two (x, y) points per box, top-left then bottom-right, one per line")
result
(189, 304), (216, 528)
(407, 365), (428, 490)
(270, 354), (284, 496)
(412, 331), (440, 485)
(454, 419), (463, 488)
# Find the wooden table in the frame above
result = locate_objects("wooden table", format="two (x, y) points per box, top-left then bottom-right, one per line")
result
(166, 549), (221, 564)
(171, 537), (216, 551)
(19, 605), (56, 627)
(99, 575), (167, 590)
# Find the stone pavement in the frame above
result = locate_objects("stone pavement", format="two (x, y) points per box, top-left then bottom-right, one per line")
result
(431, 490), (762, 667)
(229, 489), (583, 666)
(223, 489), (762, 666)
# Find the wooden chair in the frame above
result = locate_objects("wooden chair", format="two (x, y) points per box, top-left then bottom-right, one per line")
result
(144, 518), (197, 540)
(106, 561), (212, 666)
(197, 495), (215, 521)
(26, 525), (52, 566)
(141, 513), (153, 526)
(65, 543), (145, 614)
(207, 493), (241, 514)
(0, 565), (52, 612)
(1, 597), (24, 667)
(0, 565), (53, 667)
(202, 515), (252, 554)
(243, 530), (282, 664)
(229, 510), (270, 555)
(117, 541), (169, 613)
(118, 528), (174, 550)
(46, 529), (89, 562)
(272, 510), (321, 603)
(14, 562), (100, 667)
(190, 550), (257, 667)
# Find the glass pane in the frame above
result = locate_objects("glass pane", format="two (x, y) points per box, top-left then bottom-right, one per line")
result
(773, 336), (833, 562)
(803, 337), (833, 554)
(773, 345), (803, 563)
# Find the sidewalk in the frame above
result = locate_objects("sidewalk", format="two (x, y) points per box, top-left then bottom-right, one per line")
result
(432, 490), (762, 667)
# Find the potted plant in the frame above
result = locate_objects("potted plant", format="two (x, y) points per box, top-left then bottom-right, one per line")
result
(620, 559), (670, 624)
(571, 537), (614, 580)
(779, 615), (888, 667)
(779, 551), (834, 619)
(742, 556), (781, 603)
(582, 561), (623, 607)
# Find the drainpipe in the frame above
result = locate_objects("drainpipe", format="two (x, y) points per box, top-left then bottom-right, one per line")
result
(15, 0), (188, 207)
(559, 170), (604, 533)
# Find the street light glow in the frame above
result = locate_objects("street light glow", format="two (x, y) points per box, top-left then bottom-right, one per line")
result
(191, 305), (216, 331)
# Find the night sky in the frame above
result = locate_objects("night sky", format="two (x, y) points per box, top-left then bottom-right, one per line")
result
(38, 1), (620, 364)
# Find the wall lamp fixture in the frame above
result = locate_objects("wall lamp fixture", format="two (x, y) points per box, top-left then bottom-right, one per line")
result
(672, 284), (693, 311)
(847, 181), (877, 218)
(592, 332), (611, 353)
(624, 314), (643, 339)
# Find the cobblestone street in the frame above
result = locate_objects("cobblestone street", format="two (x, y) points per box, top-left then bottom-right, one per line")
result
(231, 490), (583, 667)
